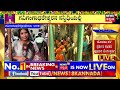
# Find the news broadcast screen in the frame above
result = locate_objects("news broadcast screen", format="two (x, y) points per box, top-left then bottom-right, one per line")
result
(0, 11), (120, 79)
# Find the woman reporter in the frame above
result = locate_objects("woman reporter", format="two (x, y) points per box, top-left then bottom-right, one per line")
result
(6, 28), (44, 61)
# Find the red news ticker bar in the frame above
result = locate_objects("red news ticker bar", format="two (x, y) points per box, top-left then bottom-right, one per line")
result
(102, 71), (116, 77)
(31, 71), (116, 77)
(44, 66), (58, 70)
(26, 63), (58, 70)
(43, 71), (115, 77)
(28, 66), (58, 70)
(39, 71), (103, 77)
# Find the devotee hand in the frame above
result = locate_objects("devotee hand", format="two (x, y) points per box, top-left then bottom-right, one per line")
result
(18, 56), (26, 61)
(13, 56), (27, 61)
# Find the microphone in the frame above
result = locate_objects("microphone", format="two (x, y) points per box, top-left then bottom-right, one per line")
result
(22, 43), (28, 57)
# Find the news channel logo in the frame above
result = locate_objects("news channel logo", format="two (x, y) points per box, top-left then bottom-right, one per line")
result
(4, 62), (20, 71)
(59, 63), (68, 70)
(4, 62), (26, 71)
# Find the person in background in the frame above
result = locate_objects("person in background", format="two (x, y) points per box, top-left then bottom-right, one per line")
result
(73, 43), (77, 61)
(39, 29), (43, 33)
(82, 36), (89, 61)
(55, 39), (60, 46)
(30, 30), (35, 41)
(12, 30), (19, 41)
(34, 33), (44, 53)
(37, 29), (43, 36)
(36, 29), (48, 61)
(55, 48), (65, 61)
(54, 39), (59, 56)
(33, 34), (35, 40)
(5, 28), (44, 61)
(66, 34), (70, 42)
(66, 42), (73, 61)
(84, 24), (92, 60)
(59, 45), (66, 61)
(43, 41), (48, 61)
(56, 41), (62, 49)
(44, 29), (48, 45)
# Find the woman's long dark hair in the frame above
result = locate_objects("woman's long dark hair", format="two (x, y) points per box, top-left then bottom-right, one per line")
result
(18, 28), (35, 59)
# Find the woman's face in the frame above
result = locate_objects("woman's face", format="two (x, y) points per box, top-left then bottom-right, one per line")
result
(20, 29), (29, 41)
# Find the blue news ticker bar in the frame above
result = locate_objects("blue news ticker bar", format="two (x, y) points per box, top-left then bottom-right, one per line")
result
(93, 30), (118, 33)
(4, 62), (116, 71)
(5, 24), (41, 28)
(68, 62), (116, 71)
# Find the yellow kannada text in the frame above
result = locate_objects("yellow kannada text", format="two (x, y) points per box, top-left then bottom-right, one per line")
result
(15, 15), (111, 23)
